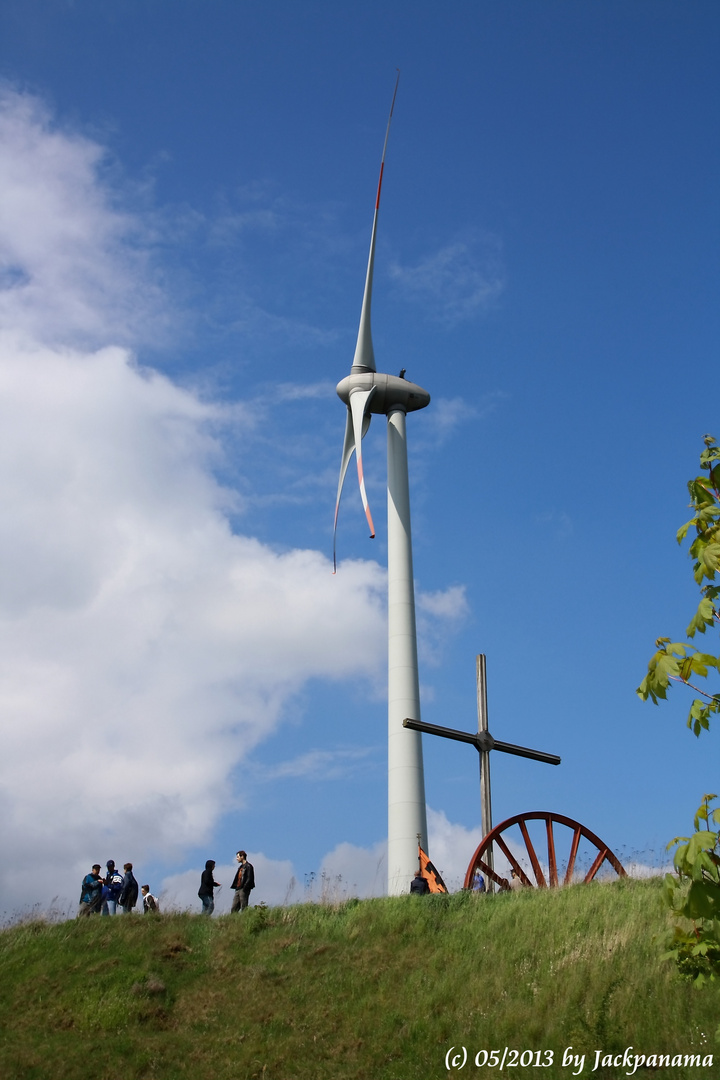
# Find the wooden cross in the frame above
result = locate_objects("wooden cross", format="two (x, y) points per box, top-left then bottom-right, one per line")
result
(403, 654), (561, 882)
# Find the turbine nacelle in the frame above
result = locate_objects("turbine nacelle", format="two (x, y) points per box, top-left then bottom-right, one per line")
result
(336, 371), (430, 416)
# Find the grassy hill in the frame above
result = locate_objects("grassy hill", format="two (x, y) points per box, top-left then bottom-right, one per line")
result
(0, 879), (717, 1080)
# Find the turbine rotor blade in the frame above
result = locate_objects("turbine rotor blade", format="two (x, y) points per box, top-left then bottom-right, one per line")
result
(332, 404), (374, 573)
(333, 409), (356, 573)
(351, 71), (400, 375)
(350, 388), (376, 539)
(334, 74), (399, 572)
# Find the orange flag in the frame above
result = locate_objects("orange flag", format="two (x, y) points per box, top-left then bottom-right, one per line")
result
(418, 845), (448, 893)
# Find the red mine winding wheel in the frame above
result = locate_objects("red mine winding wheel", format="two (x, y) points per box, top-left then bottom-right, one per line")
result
(464, 811), (627, 891)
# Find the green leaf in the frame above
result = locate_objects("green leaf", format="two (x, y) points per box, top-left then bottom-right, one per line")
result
(687, 702), (718, 737)
(677, 520), (692, 544)
(688, 478), (717, 507)
(697, 541), (720, 582)
(687, 597), (717, 638)
(685, 879), (720, 920)
(686, 652), (719, 678)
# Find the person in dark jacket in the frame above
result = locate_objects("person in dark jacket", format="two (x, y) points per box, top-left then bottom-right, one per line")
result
(410, 869), (430, 895)
(198, 860), (221, 915)
(230, 850), (255, 912)
(119, 862), (139, 913)
(78, 864), (104, 917)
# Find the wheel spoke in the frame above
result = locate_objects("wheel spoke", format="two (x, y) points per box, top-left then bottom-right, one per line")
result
(495, 834), (532, 887)
(519, 818), (546, 887)
(564, 826), (582, 885)
(584, 846), (609, 882)
(545, 817), (558, 887)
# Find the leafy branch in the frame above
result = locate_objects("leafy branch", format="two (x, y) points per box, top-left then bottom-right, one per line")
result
(663, 795), (720, 989)
(639, 436), (720, 1012)
(637, 435), (720, 735)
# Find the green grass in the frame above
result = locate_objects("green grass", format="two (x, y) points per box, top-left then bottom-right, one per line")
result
(0, 880), (717, 1079)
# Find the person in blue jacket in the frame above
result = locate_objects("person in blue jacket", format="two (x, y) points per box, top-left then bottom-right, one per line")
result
(101, 860), (124, 915)
(78, 864), (104, 917)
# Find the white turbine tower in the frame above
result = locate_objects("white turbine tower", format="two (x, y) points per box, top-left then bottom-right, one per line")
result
(333, 76), (431, 895)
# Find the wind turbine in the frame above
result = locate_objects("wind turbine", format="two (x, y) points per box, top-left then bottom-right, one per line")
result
(333, 75), (432, 895)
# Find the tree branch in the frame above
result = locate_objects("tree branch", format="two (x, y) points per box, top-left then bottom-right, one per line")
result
(669, 675), (719, 702)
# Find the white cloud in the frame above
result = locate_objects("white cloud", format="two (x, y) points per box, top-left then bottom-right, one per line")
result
(255, 747), (374, 781)
(0, 87), (392, 914)
(228, 301), (340, 349)
(426, 807), (484, 890)
(417, 585), (469, 622)
(422, 391), (509, 445)
(0, 86), (167, 349)
(423, 396), (478, 442)
(622, 859), (671, 880)
(389, 231), (505, 324)
(0, 327), (390, 912)
(535, 510), (574, 540)
(274, 380), (336, 402)
(417, 585), (469, 667)
(210, 208), (281, 241)
(0, 87), (473, 919)
(318, 839), (388, 900)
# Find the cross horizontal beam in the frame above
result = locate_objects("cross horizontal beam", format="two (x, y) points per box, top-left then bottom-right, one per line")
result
(402, 718), (561, 767)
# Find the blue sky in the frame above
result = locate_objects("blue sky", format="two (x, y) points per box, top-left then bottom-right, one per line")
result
(0, 0), (718, 913)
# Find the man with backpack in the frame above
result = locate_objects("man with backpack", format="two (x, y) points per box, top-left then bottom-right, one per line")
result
(141, 884), (160, 913)
(230, 850), (255, 912)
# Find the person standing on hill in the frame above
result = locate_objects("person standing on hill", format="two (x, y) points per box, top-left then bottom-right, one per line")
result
(78, 864), (104, 917)
(119, 862), (139, 913)
(508, 868), (524, 891)
(141, 885), (159, 913)
(198, 860), (222, 915)
(409, 869), (430, 894)
(230, 850), (255, 912)
(101, 860), (124, 915)
(471, 869), (486, 893)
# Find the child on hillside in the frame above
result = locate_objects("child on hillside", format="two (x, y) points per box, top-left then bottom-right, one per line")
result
(141, 885), (160, 913)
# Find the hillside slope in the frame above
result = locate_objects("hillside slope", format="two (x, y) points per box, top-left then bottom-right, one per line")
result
(0, 880), (717, 1080)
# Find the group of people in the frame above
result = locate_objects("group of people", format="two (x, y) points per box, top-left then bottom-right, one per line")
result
(81, 851), (524, 912)
(469, 867), (524, 892)
(78, 860), (159, 917)
(410, 866), (523, 894)
(198, 850), (255, 915)
(78, 851), (255, 918)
